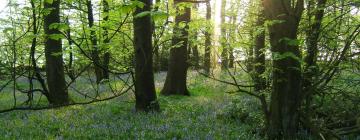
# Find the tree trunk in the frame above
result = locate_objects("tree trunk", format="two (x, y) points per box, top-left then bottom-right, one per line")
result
(190, 4), (200, 69)
(220, 0), (228, 69)
(43, 0), (69, 105)
(133, 0), (160, 112)
(153, 46), (160, 72)
(102, 0), (110, 80)
(66, 17), (76, 81)
(228, 15), (236, 68)
(86, 0), (104, 84)
(192, 44), (200, 69)
(161, 0), (190, 96)
(204, 1), (212, 74)
(264, 0), (304, 139)
(303, 0), (327, 131)
(304, 0), (326, 98)
(253, 0), (266, 91)
(31, 0), (49, 99)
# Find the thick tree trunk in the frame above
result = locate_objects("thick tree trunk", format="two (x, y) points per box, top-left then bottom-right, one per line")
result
(161, 0), (190, 96)
(264, 0), (304, 139)
(133, 0), (160, 112)
(253, 0), (266, 91)
(102, 0), (110, 80)
(86, 0), (104, 84)
(204, 1), (212, 74)
(43, 0), (69, 105)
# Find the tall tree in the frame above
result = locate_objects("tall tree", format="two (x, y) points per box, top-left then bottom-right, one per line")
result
(133, 0), (160, 111)
(263, 0), (304, 139)
(161, 0), (191, 96)
(220, 0), (228, 69)
(253, 0), (266, 91)
(191, 4), (200, 69)
(30, 0), (49, 100)
(204, 0), (212, 74)
(303, 0), (327, 102)
(102, 0), (110, 79)
(43, 0), (69, 105)
(65, 17), (76, 81)
(153, 0), (161, 72)
(228, 16), (236, 68)
(86, 0), (104, 84)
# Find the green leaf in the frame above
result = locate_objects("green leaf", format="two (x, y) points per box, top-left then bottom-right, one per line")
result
(48, 34), (63, 40)
(272, 52), (302, 62)
(280, 37), (302, 46)
(132, 1), (145, 9)
(134, 11), (151, 18)
(49, 23), (69, 31)
(152, 11), (168, 21)
(45, 0), (53, 4)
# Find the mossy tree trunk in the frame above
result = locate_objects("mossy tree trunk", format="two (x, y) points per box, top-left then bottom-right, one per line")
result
(253, 0), (266, 91)
(264, 0), (304, 139)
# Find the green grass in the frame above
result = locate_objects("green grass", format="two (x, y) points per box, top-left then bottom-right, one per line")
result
(0, 72), (261, 140)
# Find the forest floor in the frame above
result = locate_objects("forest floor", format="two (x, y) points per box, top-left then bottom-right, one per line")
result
(0, 72), (264, 139)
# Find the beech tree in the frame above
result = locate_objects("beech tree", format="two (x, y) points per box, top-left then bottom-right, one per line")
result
(220, 0), (228, 69)
(263, 0), (304, 139)
(86, 0), (104, 84)
(102, 0), (111, 80)
(253, 0), (266, 91)
(133, 0), (160, 111)
(203, 0), (212, 74)
(161, 0), (191, 96)
(43, 0), (69, 105)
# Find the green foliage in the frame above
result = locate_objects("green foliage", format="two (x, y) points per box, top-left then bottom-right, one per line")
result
(48, 34), (64, 40)
(44, 0), (53, 4)
(0, 73), (261, 139)
(217, 95), (265, 135)
(49, 23), (69, 31)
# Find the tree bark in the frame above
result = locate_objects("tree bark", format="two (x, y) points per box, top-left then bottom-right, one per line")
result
(31, 0), (50, 99)
(253, 0), (266, 91)
(303, 0), (326, 97)
(228, 15), (236, 68)
(102, 0), (110, 80)
(264, 0), (304, 139)
(220, 0), (228, 69)
(86, 0), (104, 84)
(192, 44), (200, 69)
(133, 0), (160, 112)
(66, 17), (76, 81)
(43, 0), (69, 105)
(161, 0), (190, 96)
(204, 1), (212, 74)
(191, 4), (200, 69)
